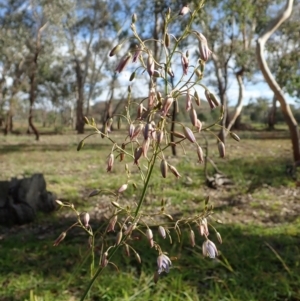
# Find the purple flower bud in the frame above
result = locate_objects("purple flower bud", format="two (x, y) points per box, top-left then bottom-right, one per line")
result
(133, 47), (142, 62)
(205, 90), (216, 109)
(83, 212), (90, 228)
(134, 147), (143, 165)
(107, 215), (117, 232)
(53, 232), (66, 246)
(106, 153), (114, 172)
(146, 228), (154, 248)
(162, 96), (174, 116)
(189, 107), (197, 126)
(147, 55), (155, 77)
(181, 53), (189, 75)
(186, 92), (192, 111)
(157, 253), (172, 274)
(131, 124), (143, 140)
(158, 226), (166, 239)
(148, 87), (156, 109)
(195, 119), (202, 132)
(196, 145), (204, 163)
(115, 53), (132, 73)
(194, 32), (212, 62)
(202, 240), (218, 258)
(183, 126), (196, 143)
(199, 218), (209, 236)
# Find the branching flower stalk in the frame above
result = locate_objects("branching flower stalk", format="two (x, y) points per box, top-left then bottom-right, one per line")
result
(53, 3), (241, 301)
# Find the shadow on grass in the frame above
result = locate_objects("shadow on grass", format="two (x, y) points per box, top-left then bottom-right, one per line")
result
(0, 143), (113, 154)
(218, 156), (293, 192)
(0, 216), (299, 301)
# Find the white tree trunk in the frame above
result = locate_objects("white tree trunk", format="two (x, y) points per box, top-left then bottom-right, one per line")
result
(256, 0), (300, 162)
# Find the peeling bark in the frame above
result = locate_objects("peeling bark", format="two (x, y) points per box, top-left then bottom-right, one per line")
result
(256, 0), (300, 162)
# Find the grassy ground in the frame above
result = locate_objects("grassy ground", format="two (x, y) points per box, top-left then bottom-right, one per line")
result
(0, 130), (300, 301)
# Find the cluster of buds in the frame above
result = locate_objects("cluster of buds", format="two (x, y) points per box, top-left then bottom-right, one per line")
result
(63, 5), (242, 294)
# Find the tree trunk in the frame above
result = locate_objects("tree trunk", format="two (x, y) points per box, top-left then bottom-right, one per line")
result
(75, 60), (85, 134)
(29, 72), (39, 141)
(267, 94), (277, 130)
(256, 0), (300, 162)
(228, 68), (245, 131)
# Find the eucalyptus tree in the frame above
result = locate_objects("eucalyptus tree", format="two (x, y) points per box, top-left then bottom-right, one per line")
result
(193, 0), (275, 142)
(257, 0), (300, 162)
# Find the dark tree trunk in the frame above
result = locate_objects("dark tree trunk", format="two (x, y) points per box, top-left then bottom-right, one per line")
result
(75, 60), (85, 134)
(29, 72), (39, 141)
(268, 94), (277, 130)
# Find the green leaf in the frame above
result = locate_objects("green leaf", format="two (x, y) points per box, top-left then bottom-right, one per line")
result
(88, 189), (101, 197)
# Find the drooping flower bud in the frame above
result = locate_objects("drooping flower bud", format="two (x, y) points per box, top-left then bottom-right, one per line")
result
(115, 53), (132, 73)
(189, 107), (198, 126)
(106, 153), (114, 172)
(131, 123), (143, 140)
(115, 231), (123, 245)
(183, 126), (196, 143)
(101, 252), (108, 267)
(194, 32), (212, 62)
(190, 229), (195, 247)
(147, 55), (155, 77)
(134, 252), (142, 264)
(218, 141), (225, 158)
(146, 228), (154, 248)
(194, 91), (201, 106)
(157, 130), (164, 145)
(124, 244), (130, 257)
(196, 145), (204, 163)
(169, 165), (181, 178)
(181, 53), (189, 75)
(109, 43), (123, 57)
(216, 232), (222, 244)
(118, 184), (128, 193)
(133, 47), (142, 62)
(160, 159), (168, 178)
(148, 87), (156, 109)
(202, 240), (218, 258)
(142, 138), (151, 158)
(199, 218), (209, 236)
(162, 96), (174, 116)
(209, 92), (220, 107)
(120, 143), (125, 162)
(53, 232), (66, 246)
(186, 91), (192, 111)
(205, 90), (216, 109)
(83, 212), (90, 228)
(134, 147), (143, 165)
(158, 226), (166, 239)
(230, 132), (240, 142)
(195, 119), (202, 132)
(107, 215), (117, 232)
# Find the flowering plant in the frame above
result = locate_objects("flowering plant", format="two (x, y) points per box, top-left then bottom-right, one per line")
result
(54, 2), (239, 300)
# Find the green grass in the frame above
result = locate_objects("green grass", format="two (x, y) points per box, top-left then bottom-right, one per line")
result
(0, 131), (299, 301)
